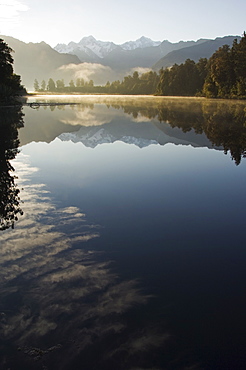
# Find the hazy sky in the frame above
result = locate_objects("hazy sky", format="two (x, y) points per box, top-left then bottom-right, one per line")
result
(0, 0), (245, 46)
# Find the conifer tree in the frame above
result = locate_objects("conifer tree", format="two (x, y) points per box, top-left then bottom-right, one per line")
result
(47, 78), (56, 91)
(34, 79), (39, 91)
(0, 38), (25, 103)
(41, 80), (46, 91)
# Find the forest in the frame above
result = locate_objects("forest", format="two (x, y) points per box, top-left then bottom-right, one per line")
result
(33, 32), (246, 99)
(33, 70), (160, 95)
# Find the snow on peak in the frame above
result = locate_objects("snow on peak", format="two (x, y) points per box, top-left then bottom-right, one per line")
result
(54, 35), (161, 58)
(58, 128), (158, 149)
(121, 36), (161, 50)
(79, 35), (96, 43)
(54, 36), (118, 58)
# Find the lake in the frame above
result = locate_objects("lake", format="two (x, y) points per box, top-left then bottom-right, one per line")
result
(1, 95), (246, 370)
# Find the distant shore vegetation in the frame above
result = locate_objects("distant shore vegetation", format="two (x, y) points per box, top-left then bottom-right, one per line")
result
(33, 70), (160, 96)
(33, 32), (246, 99)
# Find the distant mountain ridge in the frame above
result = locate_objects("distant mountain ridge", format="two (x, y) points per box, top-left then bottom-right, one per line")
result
(54, 36), (208, 70)
(153, 36), (241, 70)
(53, 34), (241, 72)
(55, 35), (162, 58)
(121, 36), (161, 50)
(0, 35), (81, 89)
(57, 118), (215, 150)
(0, 33), (241, 90)
(55, 35), (118, 60)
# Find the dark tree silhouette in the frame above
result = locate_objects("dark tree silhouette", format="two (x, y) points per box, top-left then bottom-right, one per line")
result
(0, 106), (24, 230)
(0, 38), (26, 103)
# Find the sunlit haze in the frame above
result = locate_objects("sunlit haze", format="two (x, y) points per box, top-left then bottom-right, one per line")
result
(0, 0), (245, 46)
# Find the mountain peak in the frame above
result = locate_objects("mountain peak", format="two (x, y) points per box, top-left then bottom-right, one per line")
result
(55, 35), (118, 59)
(121, 36), (161, 50)
(54, 35), (161, 56)
(138, 36), (152, 42)
(79, 35), (96, 43)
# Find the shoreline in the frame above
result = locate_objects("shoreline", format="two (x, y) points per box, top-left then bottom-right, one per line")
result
(26, 92), (246, 102)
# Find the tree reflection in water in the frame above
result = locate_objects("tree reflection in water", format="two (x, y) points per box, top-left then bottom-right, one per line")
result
(107, 98), (246, 166)
(0, 105), (24, 230)
(1, 97), (246, 369)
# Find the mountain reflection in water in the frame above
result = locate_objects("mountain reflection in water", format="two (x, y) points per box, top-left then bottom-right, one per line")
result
(20, 96), (246, 165)
(1, 96), (246, 369)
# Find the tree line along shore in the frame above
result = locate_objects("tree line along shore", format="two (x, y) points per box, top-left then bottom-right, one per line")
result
(33, 32), (246, 99)
(1, 33), (246, 103)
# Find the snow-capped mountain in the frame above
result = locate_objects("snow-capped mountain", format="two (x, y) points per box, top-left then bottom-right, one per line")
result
(57, 123), (211, 149)
(58, 129), (159, 148)
(54, 35), (161, 59)
(59, 128), (116, 148)
(121, 36), (161, 50)
(55, 35), (118, 59)
(53, 35), (210, 71)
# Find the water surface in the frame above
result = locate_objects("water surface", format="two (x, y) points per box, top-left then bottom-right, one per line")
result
(1, 96), (246, 369)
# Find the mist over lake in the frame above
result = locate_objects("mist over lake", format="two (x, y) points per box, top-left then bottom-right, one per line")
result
(1, 96), (246, 370)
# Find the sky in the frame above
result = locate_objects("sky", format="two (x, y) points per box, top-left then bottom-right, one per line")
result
(0, 0), (246, 46)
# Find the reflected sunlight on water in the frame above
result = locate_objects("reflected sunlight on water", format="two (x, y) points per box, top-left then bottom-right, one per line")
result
(1, 96), (246, 369)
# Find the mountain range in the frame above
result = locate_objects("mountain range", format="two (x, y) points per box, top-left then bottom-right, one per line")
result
(19, 104), (216, 150)
(0, 34), (241, 90)
(58, 120), (214, 149)
(54, 35), (209, 70)
(55, 35), (162, 59)
(0, 35), (80, 90)
(153, 36), (241, 70)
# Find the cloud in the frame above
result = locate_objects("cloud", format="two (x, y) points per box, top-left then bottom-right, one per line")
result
(0, 153), (100, 275)
(132, 115), (155, 123)
(127, 67), (152, 76)
(60, 104), (125, 127)
(0, 152), (165, 369)
(60, 106), (110, 127)
(0, 0), (29, 16)
(57, 64), (153, 87)
(58, 63), (121, 85)
(0, 1), (29, 31)
(57, 62), (129, 85)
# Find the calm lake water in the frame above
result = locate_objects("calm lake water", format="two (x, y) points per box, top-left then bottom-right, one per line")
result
(1, 95), (246, 369)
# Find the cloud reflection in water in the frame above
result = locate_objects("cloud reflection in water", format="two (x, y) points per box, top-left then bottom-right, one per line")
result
(0, 153), (167, 370)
